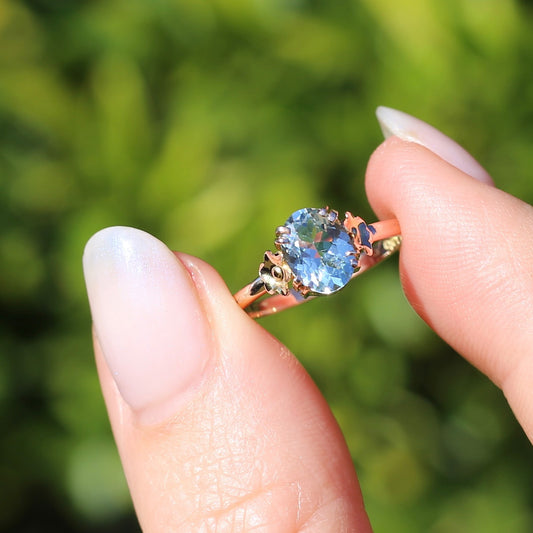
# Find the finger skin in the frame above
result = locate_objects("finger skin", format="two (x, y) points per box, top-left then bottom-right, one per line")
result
(366, 137), (533, 441)
(95, 253), (372, 533)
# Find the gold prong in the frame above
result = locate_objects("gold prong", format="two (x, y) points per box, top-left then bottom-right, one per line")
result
(275, 226), (290, 236)
(293, 279), (312, 297)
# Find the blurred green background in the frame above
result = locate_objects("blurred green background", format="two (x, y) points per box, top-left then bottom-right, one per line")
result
(1, 0), (533, 531)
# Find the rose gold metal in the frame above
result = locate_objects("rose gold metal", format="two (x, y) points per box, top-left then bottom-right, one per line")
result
(234, 281), (268, 313)
(234, 215), (401, 318)
(292, 279), (311, 297)
(368, 219), (401, 241)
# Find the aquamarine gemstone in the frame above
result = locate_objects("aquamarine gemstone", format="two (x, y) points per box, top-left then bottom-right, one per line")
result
(279, 208), (357, 294)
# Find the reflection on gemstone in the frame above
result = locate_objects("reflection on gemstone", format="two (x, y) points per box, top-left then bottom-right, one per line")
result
(279, 208), (357, 294)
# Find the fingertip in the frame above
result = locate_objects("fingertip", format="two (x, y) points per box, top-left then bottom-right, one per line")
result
(365, 137), (533, 405)
(366, 138), (454, 221)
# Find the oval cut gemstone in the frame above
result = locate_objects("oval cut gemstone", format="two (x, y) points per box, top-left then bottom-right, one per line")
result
(279, 208), (357, 294)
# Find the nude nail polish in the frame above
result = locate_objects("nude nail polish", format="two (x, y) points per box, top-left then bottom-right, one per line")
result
(83, 226), (210, 422)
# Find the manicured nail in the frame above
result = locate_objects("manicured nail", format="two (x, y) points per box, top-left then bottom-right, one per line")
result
(83, 227), (210, 422)
(376, 106), (493, 184)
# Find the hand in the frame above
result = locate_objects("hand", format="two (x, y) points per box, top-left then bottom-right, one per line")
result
(83, 108), (533, 532)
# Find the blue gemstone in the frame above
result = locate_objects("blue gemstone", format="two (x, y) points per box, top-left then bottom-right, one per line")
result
(279, 208), (357, 294)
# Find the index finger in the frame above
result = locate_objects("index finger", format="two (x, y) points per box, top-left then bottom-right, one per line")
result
(366, 137), (533, 442)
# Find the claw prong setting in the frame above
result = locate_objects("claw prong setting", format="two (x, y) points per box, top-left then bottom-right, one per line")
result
(259, 207), (384, 298)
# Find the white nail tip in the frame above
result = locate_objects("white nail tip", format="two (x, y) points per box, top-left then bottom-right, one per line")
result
(376, 106), (422, 142)
(375, 106), (493, 184)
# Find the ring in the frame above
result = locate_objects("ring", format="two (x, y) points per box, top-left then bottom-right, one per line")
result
(234, 207), (401, 318)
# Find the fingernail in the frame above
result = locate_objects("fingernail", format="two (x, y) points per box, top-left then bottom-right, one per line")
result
(83, 226), (210, 422)
(376, 106), (493, 184)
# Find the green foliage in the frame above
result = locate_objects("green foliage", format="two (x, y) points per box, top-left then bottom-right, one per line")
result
(1, 0), (532, 531)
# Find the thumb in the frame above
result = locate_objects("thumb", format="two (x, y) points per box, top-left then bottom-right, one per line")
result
(83, 226), (371, 532)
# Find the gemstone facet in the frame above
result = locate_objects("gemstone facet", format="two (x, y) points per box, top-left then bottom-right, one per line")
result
(278, 208), (358, 294)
